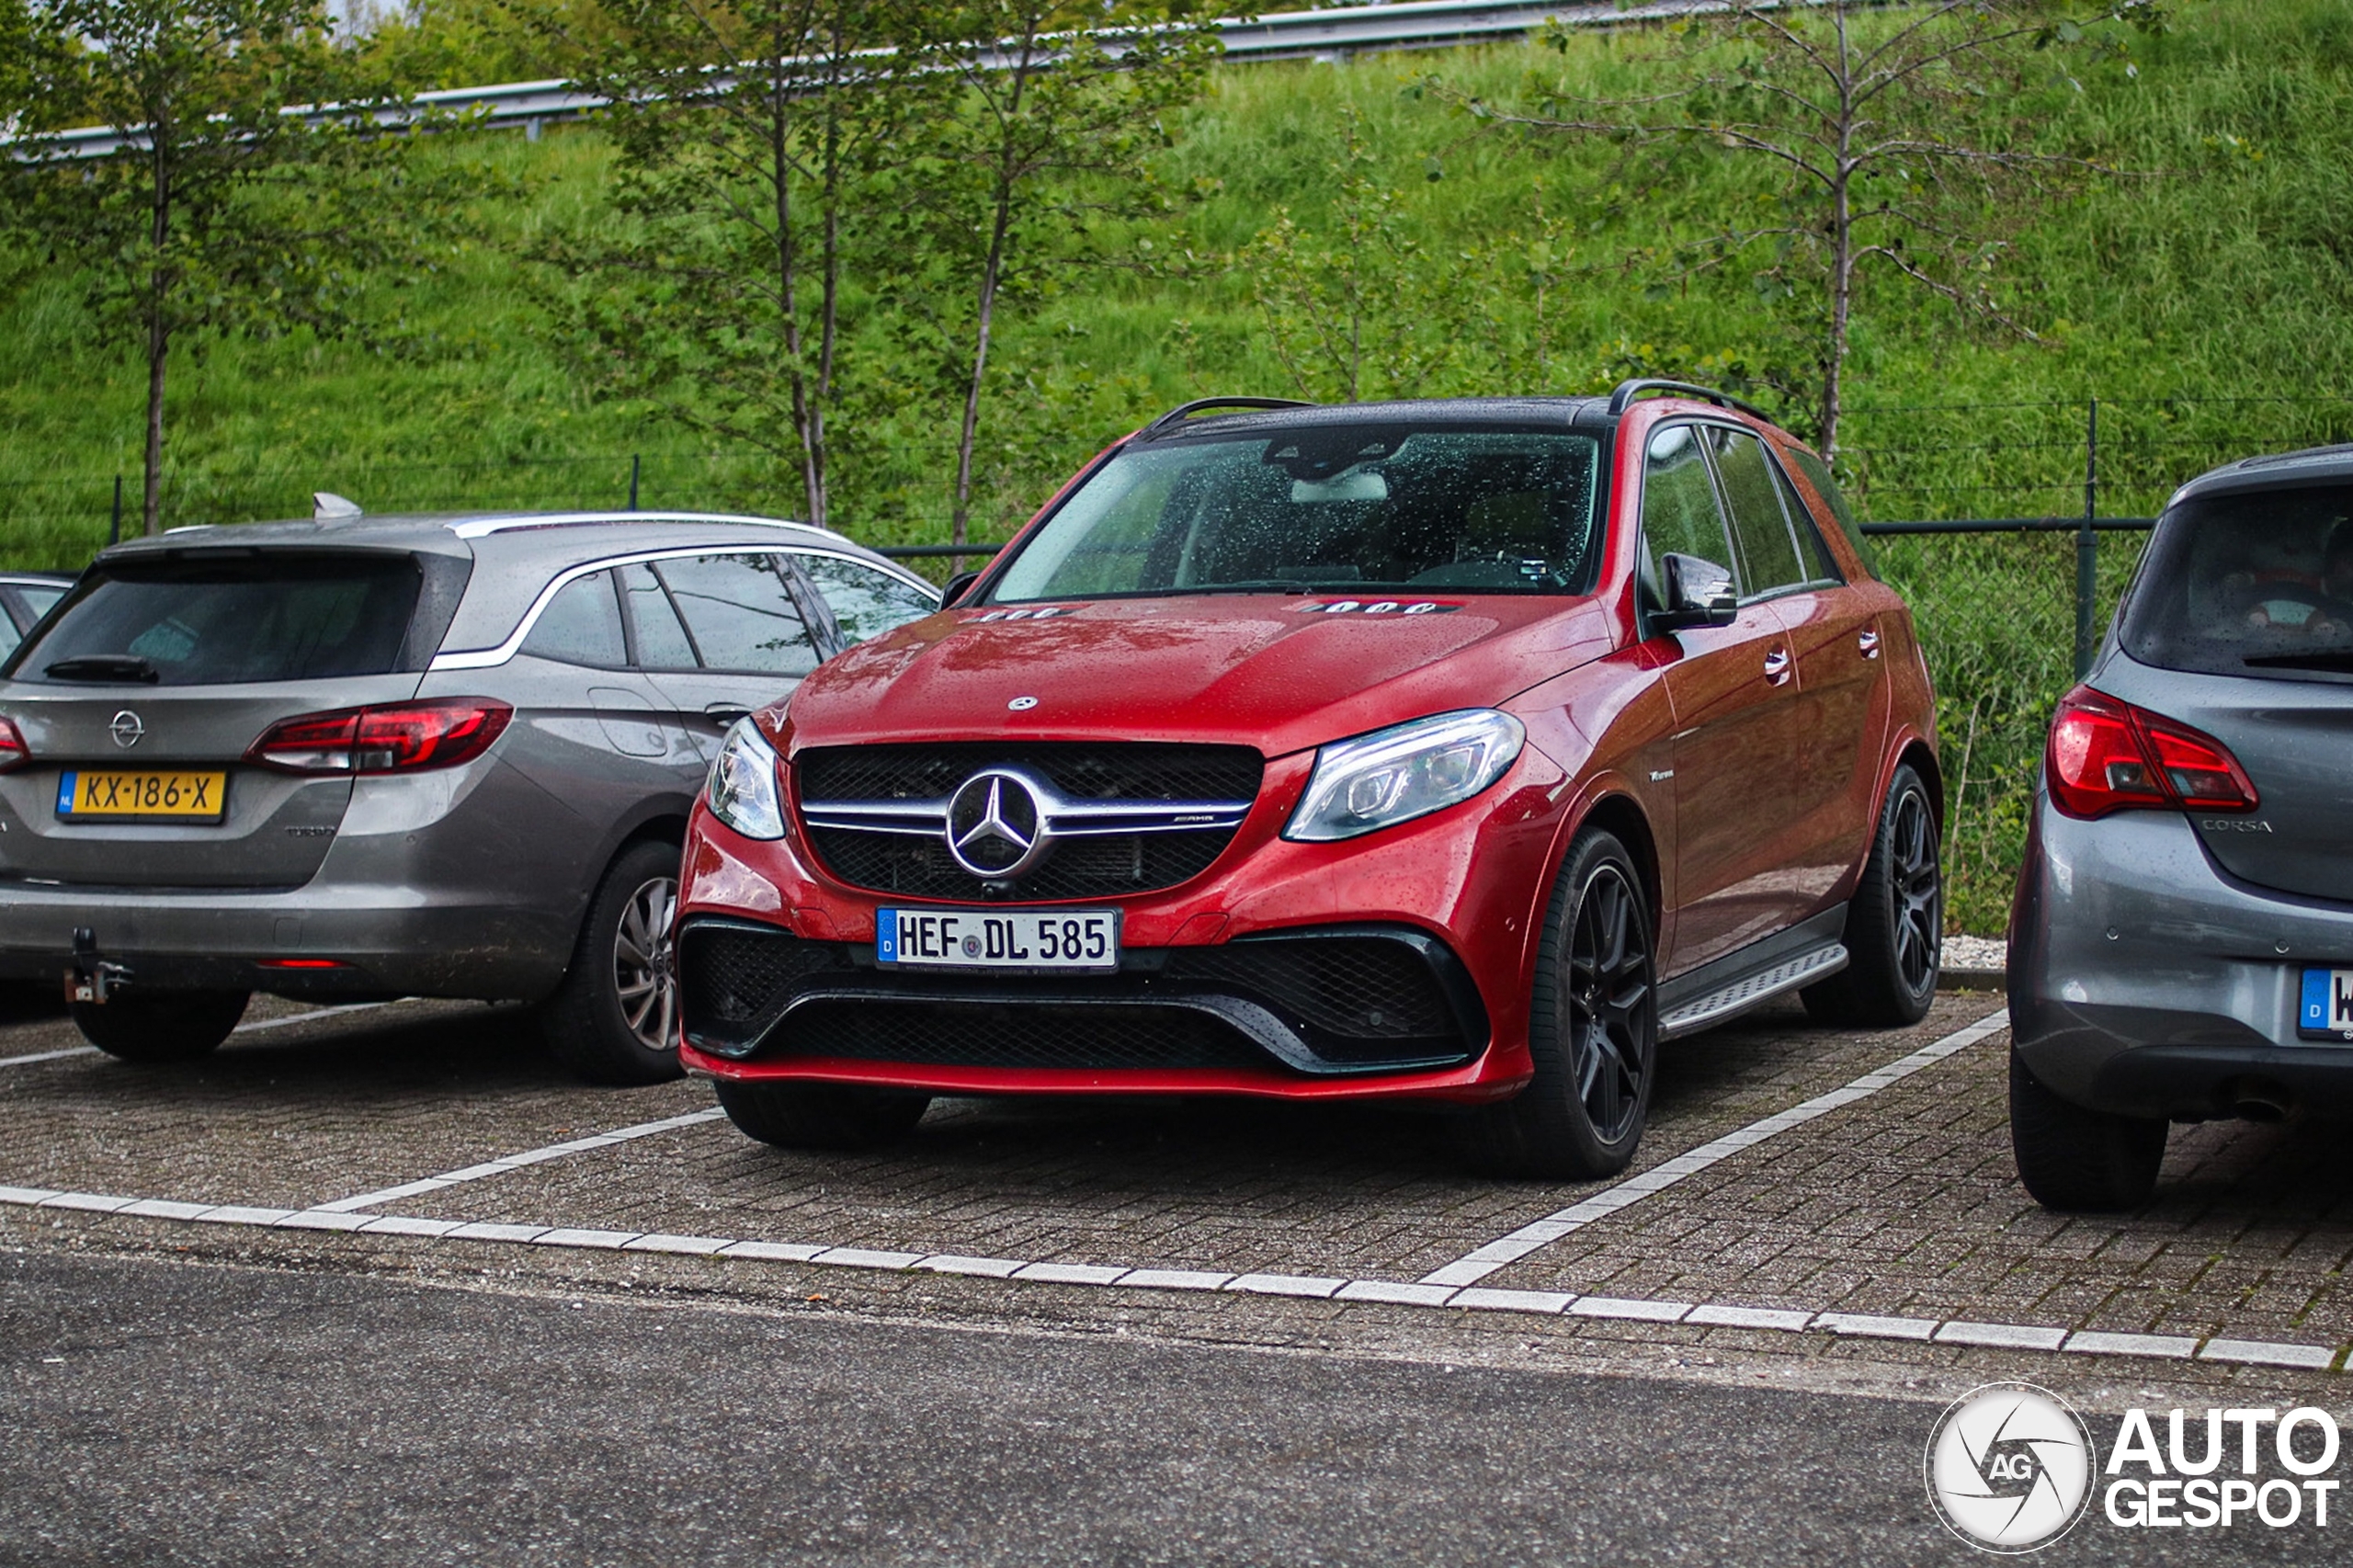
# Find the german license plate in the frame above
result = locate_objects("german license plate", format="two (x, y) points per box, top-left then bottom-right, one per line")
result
(2298, 968), (2353, 1039)
(878, 907), (1120, 972)
(55, 769), (229, 822)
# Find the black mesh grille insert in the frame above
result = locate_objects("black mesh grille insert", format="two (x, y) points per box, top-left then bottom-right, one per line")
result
(775, 1000), (1268, 1073)
(795, 742), (1261, 901)
(798, 743), (1262, 806)
(1166, 939), (1454, 1040)
(678, 923), (852, 1051)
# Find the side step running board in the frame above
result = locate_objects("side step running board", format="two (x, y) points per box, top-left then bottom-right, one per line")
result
(1658, 942), (1847, 1040)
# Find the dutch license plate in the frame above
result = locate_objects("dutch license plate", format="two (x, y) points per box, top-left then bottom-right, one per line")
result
(2298, 968), (2353, 1039)
(878, 907), (1120, 972)
(55, 768), (229, 822)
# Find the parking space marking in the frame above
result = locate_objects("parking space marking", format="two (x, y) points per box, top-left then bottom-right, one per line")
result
(305, 1107), (728, 1214)
(1417, 1006), (2013, 1289)
(8, 1182), (2342, 1375)
(0, 1048), (96, 1070)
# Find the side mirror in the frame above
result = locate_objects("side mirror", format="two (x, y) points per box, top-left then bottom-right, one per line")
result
(940, 570), (982, 608)
(1654, 552), (1738, 631)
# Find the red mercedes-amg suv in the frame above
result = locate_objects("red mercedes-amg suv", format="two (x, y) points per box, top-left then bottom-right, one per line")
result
(675, 383), (1941, 1176)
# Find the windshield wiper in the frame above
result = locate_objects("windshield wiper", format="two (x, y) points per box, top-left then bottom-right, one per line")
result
(43, 654), (160, 684)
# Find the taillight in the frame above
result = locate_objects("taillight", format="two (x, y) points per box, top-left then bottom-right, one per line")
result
(247, 699), (512, 776)
(0, 718), (25, 773)
(2045, 685), (2257, 820)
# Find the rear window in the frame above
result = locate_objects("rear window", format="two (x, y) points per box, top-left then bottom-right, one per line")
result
(2120, 483), (2353, 680)
(6, 554), (423, 687)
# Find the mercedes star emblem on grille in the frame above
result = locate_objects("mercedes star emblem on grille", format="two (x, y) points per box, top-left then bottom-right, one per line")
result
(108, 710), (144, 749)
(946, 768), (1049, 878)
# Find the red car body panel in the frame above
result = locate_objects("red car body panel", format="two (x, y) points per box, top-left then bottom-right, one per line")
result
(676, 394), (1937, 1101)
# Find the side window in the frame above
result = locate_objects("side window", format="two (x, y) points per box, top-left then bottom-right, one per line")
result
(1641, 423), (1736, 607)
(655, 553), (819, 676)
(519, 571), (627, 667)
(1704, 426), (1805, 597)
(620, 562), (699, 670)
(19, 586), (63, 620)
(1787, 448), (1880, 578)
(1771, 459), (1843, 584)
(796, 554), (938, 645)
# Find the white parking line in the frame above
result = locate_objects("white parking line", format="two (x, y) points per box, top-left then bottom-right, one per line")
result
(0, 1047), (97, 1070)
(1418, 1005), (2014, 1289)
(305, 1107), (730, 1214)
(5, 1181), (2340, 1375)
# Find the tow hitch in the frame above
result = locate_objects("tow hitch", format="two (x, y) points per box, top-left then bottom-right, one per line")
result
(64, 926), (132, 1006)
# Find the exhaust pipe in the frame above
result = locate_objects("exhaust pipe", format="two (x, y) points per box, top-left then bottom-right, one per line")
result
(2226, 1079), (2292, 1122)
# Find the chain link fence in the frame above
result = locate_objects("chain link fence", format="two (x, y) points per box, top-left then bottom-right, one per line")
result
(7, 392), (2349, 932)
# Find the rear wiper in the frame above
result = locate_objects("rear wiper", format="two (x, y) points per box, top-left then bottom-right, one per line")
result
(2242, 650), (2353, 673)
(43, 654), (160, 684)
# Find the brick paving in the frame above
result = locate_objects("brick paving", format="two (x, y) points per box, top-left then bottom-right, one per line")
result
(5, 983), (2349, 1383)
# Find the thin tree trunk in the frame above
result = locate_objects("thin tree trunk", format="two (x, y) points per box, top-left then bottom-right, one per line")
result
(950, 51), (1033, 554)
(769, 48), (823, 530)
(1821, 8), (1856, 463)
(142, 152), (171, 537)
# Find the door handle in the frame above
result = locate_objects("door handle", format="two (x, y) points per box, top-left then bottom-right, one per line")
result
(704, 703), (753, 727)
(1763, 648), (1791, 685)
(1858, 629), (1881, 659)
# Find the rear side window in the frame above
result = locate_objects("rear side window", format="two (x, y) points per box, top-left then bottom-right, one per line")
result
(1786, 449), (1878, 578)
(620, 562), (699, 670)
(655, 553), (819, 676)
(797, 554), (937, 645)
(521, 571), (627, 667)
(2120, 483), (2353, 681)
(6, 554), (421, 687)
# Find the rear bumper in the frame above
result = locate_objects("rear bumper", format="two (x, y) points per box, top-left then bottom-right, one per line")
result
(0, 881), (570, 1002)
(2008, 794), (2353, 1119)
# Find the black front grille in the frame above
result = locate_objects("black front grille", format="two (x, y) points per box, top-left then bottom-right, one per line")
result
(798, 743), (1262, 806)
(774, 999), (1267, 1073)
(796, 742), (1262, 901)
(678, 922), (854, 1051)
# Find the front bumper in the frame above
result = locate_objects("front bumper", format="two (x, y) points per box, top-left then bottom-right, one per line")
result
(676, 745), (1572, 1103)
(2009, 795), (2353, 1119)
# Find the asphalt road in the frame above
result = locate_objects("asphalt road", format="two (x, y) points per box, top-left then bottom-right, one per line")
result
(0, 1250), (2316, 1568)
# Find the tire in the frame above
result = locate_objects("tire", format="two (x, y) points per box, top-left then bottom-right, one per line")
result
(714, 1079), (931, 1152)
(2008, 1049), (2165, 1210)
(542, 839), (685, 1086)
(1462, 828), (1658, 1180)
(71, 989), (249, 1063)
(1802, 761), (1940, 1027)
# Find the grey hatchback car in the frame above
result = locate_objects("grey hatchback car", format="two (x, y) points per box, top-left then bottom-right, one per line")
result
(2010, 445), (2353, 1208)
(0, 510), (937, 1082)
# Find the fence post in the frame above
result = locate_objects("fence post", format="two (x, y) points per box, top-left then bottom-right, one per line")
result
(628, 455), (641, 511)
(2075, 398), (2098, 679)
(108, 474), (122, 548)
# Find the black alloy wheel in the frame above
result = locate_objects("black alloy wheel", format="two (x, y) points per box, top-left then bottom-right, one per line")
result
(1464, 827), (1659, 1179)
(1802, 762), (1941, 1027)
(1568, 859), (1652, 1146)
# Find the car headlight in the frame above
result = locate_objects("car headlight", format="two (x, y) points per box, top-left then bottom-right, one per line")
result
(706, 717), (785, 840)
(1283, 710), (1526, 843)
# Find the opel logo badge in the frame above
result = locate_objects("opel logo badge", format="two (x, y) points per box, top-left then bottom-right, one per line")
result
(945, 767), (1049, 879)
(108, 710), (144, 749)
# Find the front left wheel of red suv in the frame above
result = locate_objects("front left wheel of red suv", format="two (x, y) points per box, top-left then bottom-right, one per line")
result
(1463, 827), (1658, 1179)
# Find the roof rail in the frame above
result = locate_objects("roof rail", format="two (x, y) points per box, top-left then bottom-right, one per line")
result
(1605, 379), (1771, 422)
(1139, 396), (1315, 439)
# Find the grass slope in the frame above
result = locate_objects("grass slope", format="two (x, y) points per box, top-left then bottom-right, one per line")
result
(4, 0), (2350, 927)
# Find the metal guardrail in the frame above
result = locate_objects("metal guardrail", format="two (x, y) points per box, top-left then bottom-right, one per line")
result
(25, 0), (1729, 158)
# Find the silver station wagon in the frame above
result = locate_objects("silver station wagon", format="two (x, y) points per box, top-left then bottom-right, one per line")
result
(0, 510), (937, 1081)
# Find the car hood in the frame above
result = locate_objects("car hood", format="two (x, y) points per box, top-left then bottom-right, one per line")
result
(778, 594), (1618, 758)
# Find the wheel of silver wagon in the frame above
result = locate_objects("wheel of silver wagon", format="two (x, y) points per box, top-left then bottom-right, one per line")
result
(542, 839), (684, 1085)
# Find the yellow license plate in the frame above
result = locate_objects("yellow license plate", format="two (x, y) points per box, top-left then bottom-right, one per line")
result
(56, 769), (229, 821)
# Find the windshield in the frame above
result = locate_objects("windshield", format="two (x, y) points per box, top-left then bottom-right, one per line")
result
(6, 554), (423, 687)
(2120, 483), (2353, 680)
(989, 427), (1602, 603)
